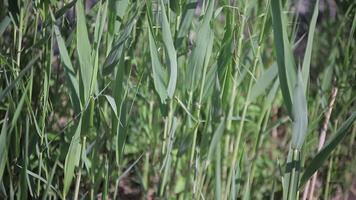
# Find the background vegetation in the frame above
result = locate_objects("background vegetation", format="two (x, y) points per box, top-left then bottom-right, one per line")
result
(0, 0), (355, 199)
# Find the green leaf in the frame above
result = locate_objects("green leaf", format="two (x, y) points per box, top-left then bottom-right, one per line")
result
(300, 111), (356, 186)
(186, 0), (215, 92)
(42, 159), (59, 200)
(207, 120), (225, 164)
(43, 0), (78, 27)
(301, 0), (319, 92)
(104, 95), (119, 120)
(103, 5), (140, 75)
(63, 121), (82, 198)
(160, 0), (178, 99)
(217, 7), (233, 107)
(250, 63), (278, 102)
(112, 55), (127, 165)
(0, 16), (10, 36)
(92, 0), (108, 92)
(107, 0), (130, 53)
(54, 25), (81, 111)
(271, 0), (297, 117)
(291, 70), (308, 150)
(160, 117), (178, 195)
(76, 0), (93, 102)
(202, 63), (218, 102)
(9, 80), (30, 134)
(283, 149), (301, 200)
(175, 0), (197, 48)
(0, 54), (40, 102)
(148, 27), (168, 103)
(0, 112), (9, 181)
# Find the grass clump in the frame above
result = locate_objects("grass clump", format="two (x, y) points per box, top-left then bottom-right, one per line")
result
(0, 0), (355, 199)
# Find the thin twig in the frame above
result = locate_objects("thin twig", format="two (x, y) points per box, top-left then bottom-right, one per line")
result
(303, 87), (338, 200)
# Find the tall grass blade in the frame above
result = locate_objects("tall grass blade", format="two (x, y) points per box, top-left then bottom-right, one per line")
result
(283, 70), (307, 199)
(160, 0), (178, 99)
(0, 112), (9, 181)
(300, 111), (356, 186)
(146, 2), (169, 103)
(10, 81), (30, 133)
(217, 7), (233, 107)
(43, 0), (78, 27)
(301, 0), (319, 92)
(104, 95), (119, 119)
(271, 0), (297, 117)
(207, 120), (225, 165)
(291, 70), (308, 150)
(107, 0), (130, 53)
(202, 63), (217, 102)
(76, 0), (93, 102)
(175, 0), (197, 48)
(112, 55), (127, 165)
(187, 0), (214, 92)
(160, 117), (178, 196)
(63, 120), (82, 198)
(0, 16), (10, 36)
(250, 63), (278, 102)
(42, 159), (58, 200)
(54, 26), (81, 111)
(283, 149), (300, 200)
(0, 54), (40, 102)
(103, 3), (140, 75)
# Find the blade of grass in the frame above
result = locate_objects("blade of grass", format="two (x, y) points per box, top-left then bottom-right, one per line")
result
(175, 0), (197, 48)
(147, 7), (168, 103)
(301, 0), (319, 92)
(250, 63), (278, 102)
(160, 0), (178, 99)
(0, 112), (9, 181)
(54, 25), (81, 111)
(186, 0), (214, 92)
(271, 0), (297, 117)
(0, 16), (10, 36)
(300, 111), (356, 186)
(76, 0), (93, 102)
(291, 70), (308, 150)
(0, 54), (40, 102)
(207, 120), (225, 165)
(103, 3), (141, 75)
(63, 120), (82, 198)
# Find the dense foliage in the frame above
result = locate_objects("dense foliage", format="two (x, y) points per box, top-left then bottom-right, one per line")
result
(0, 0), (355, 199)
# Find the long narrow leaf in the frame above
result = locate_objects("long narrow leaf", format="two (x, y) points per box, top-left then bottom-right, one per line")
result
(54, 26), (81, 111)
(186, 0), (214, 92)
(0, 112), (9, 181)
(271, 0), (296, 117)
(301, 0), (319, 92)
(76, 0), (93, 101)
(160, 0), (178, 99)
(291, 70), (308, 150)
(0, 54), (40, 102)
(63, 121), (82, 198)
(300, 111), (356, 186)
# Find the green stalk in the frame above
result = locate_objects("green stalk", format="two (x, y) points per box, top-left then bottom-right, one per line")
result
(223, 5), (249, 196)
(189, 57), (210, 163)
(323, 153), (333, 200)
(243, 107), (271, 199)
(16, 8), (24, 69)
(160, 100), (175, 196)
(224, 0), (271, 194)
(287, 149), (300, 200)
(226, 3), (248, 131)
(225, 66), (254, 199)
